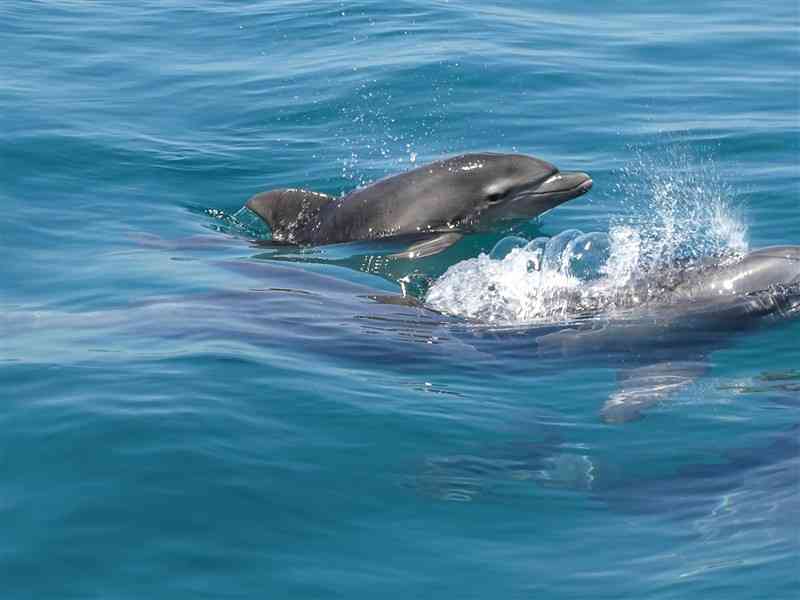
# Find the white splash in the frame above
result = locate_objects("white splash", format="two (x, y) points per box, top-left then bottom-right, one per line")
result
(426, 147), (749, 324)
(425, 233), (613, 324)
(612, 146), (747, 269)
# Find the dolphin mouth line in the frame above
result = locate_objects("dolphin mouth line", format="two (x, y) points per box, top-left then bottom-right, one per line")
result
(531, 178), (593, 196)
(518, 175), (593, 198)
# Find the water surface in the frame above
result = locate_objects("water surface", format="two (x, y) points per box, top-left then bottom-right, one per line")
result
(2, 1), (798, 598)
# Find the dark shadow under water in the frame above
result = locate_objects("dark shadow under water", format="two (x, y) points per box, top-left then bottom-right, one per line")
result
(6, 236), (798, 509)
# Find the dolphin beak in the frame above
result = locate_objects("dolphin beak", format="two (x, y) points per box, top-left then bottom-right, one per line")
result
(534, 171), (593, 198)
(515, 170), (592, 216)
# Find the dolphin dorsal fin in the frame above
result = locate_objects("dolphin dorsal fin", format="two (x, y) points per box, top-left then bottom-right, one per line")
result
(245, 189), (333, 243)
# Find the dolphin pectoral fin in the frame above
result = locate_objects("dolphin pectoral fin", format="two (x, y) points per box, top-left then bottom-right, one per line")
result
(389, 233), (463, 260)
(601, 360), (710, 424)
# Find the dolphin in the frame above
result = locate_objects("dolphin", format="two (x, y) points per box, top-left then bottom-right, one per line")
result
(490, 245), (800, 421)
(367, 244), (797, 422)
(244, 153), (592, 258)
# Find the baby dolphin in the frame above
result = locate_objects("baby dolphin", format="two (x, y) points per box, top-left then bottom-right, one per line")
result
(245, 153), (592, 258)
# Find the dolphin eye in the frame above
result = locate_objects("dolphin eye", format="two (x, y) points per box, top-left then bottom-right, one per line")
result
(486, 192), (504, 204)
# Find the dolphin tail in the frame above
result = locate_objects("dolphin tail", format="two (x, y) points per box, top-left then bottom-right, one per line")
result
(245, 188), (334, 242)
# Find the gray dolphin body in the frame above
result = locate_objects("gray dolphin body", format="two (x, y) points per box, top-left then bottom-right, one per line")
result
(528, 245), (800, 421)
(541, 245), (800, 345)
(397, 245), (799, 422)
(245, 153), (592, 258)
(668, 245), (800, 300)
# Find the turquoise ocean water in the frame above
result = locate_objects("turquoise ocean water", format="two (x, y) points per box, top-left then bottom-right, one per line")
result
(2, 1), (799, 597)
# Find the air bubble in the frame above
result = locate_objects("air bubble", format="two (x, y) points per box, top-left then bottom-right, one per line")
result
(524, 237), (549, 272)
(564, 233), (612, 281)
(489, 236), (528, 260)
(542, 229), (583, 273)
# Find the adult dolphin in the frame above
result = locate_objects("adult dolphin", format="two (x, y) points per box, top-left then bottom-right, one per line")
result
(504, 246), (800, 422)
(244, 153), (592, 258)
(403, 245), (800, 422)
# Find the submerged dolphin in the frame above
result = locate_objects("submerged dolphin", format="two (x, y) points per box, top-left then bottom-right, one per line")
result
(392, 245), (799, 422)
(244, 153), (592, 258)
(509, 246), (800, 421)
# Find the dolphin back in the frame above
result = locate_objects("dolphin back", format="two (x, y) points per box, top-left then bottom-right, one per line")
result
(671, 246), (800, 299)
(312, 157), (486, 244)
